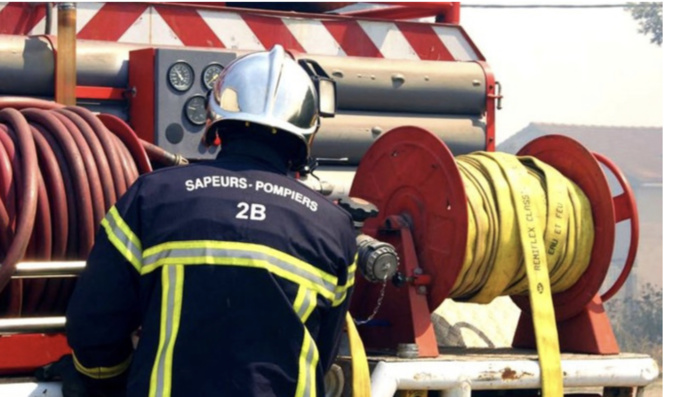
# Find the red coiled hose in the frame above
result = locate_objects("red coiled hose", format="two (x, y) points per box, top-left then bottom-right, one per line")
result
(0, 97), (154, 317)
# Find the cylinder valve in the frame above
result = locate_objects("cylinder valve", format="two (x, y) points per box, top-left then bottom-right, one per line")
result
(337, 196), (379, 230)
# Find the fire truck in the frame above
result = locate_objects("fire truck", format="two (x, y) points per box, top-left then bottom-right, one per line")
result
(0, 2), (660, 396)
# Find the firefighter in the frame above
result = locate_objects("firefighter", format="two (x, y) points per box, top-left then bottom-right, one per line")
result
(61, 45), (357, 397)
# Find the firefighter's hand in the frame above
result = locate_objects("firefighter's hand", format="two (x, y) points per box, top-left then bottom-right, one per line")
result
(35, 355), (89, 397)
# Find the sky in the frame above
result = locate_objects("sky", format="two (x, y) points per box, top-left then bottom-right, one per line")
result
(457, 1), (663, 145)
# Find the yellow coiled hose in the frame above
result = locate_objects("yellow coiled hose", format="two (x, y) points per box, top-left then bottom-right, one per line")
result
(450, 151), (595, 397)
(347, 150), (595, 397)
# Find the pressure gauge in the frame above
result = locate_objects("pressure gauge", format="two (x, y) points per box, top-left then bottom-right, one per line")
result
(184, 95), (208, 126)
(202, 63), (224, 89)
(168, 61), (194, 92)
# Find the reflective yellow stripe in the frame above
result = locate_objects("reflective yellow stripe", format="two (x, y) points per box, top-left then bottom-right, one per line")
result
(149, 265), (184, 397)
(295, 328), (319, 397)
(142, 241), (338, 302)
(72, 352), (132, 380)
(333, 259), (356, 307)
(293, 286), (318, 323)
(294, 286), (308, 313)
(144, 241), (335, 283)
(101, 206), (142, 272)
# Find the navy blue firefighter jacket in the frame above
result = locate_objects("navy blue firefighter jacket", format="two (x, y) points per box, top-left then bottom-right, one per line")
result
(66, 140), (357, 397)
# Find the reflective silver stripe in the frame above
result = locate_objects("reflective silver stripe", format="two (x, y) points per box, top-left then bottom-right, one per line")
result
(101, 207), (142, 272)
(142, 242), (338, 301)
(306, 336), (318, 397)
(293, 286), (317, 324)
(149, 265), (184, 397)
(295, 329), (319, 397)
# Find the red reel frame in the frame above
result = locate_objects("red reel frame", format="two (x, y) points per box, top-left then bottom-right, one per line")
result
(512, 135), (639, 354)
(512, 136), (639, 318)
(350, 129), (639, 355)
(513, 135), (610, 319)
(350, 126), (468, 355)
(593, 152), (639, 302)
(351, 126), (469, 313)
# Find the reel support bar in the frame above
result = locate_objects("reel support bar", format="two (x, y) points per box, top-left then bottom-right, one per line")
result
(389, 215), (439, 358)
(0, 317), (66, 334)
(13, 261), (85, 279)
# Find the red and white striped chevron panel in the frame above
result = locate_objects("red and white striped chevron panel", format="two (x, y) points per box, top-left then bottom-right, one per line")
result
(0, 2), (482, 61)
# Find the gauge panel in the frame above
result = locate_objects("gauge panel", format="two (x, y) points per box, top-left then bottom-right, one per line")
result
(136, 48), (236, 159)
(167, 61), (195, 92)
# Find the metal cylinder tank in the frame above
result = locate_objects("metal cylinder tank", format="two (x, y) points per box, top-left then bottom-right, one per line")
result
(0, 34), (141, 95)
(298, 54), (487, 115)
(313, 112), (486, 165)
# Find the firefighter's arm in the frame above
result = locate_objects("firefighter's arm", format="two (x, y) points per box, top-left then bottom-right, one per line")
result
(65, 181), (144, 391)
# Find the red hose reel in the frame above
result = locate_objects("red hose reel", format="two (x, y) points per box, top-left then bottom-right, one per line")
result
(349, 126), (639, 357)
(0, 98), (161, 374)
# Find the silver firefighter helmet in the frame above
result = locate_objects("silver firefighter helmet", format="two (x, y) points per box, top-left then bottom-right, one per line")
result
(205, 45), (320, 168)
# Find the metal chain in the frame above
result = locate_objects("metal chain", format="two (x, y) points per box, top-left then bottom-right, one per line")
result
(355, 278), (388, 325)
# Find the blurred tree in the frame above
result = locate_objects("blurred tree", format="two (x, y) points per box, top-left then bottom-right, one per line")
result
(625, 2), (663, 45)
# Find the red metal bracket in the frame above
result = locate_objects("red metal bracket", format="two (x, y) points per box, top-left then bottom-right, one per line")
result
(477, 61), (499, 152)
(513, 293), (619, 355)
(390, 215), (439, 357)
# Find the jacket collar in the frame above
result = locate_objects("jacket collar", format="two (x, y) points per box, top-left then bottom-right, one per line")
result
(215, 139), (289, 174)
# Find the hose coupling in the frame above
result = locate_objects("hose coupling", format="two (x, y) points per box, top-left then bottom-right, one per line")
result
(356, 234), (399, 283)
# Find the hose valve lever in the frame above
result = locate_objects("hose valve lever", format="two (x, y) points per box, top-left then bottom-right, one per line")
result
(337, 196), (379, 230)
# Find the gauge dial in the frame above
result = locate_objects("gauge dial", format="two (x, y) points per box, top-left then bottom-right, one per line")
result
(202, 63), (224, 89)
(168, 61), (194, 92)
(184, 95), (208, 126)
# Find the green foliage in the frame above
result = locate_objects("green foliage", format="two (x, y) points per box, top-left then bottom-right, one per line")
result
(606, 283), (662, 368)
(625, 2), (663, 45)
